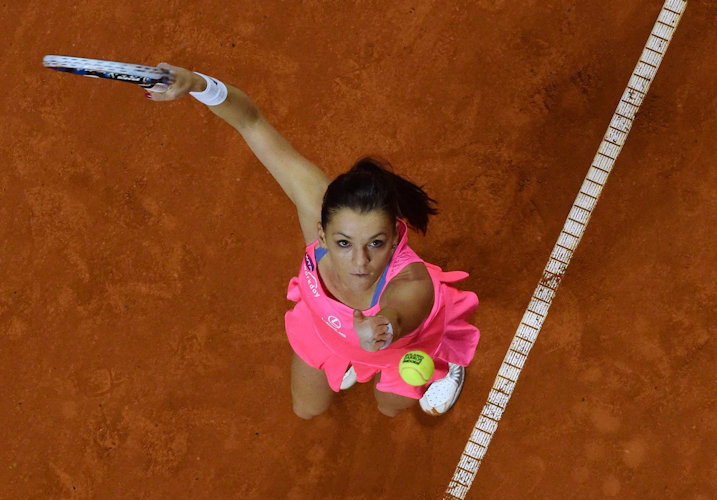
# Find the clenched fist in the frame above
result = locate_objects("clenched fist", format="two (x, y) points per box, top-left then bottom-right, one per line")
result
(353, 309), (393, 352)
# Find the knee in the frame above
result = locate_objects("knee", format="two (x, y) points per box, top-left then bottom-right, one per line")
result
(292, 405), (320, 420)
(292, 399), (330, 420)
(377, 404), (404, 418)
(375, 397), (415, 417)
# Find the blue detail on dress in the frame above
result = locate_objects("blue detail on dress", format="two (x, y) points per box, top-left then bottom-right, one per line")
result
(315, 246), (391, 308)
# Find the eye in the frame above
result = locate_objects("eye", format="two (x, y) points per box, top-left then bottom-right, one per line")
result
(369, 240), (385, 248)
(336, 240), (351, 248)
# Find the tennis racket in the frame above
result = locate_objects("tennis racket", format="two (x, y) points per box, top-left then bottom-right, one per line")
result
(42, 55), (175, 91)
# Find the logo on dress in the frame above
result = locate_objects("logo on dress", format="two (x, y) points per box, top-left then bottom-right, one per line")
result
(304, 269), (320, 297)
(322, 315), (346, 337)
(304, 253), (314, 271)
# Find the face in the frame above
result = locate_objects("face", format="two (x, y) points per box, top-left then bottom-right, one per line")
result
(318, 208), (398, 292)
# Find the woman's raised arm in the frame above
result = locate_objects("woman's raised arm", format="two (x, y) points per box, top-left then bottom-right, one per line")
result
(149, 63), (329, 245)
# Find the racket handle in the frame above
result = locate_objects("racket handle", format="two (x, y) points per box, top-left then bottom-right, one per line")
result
(144, 68), (175, 92)
(146, 83), (169, 93)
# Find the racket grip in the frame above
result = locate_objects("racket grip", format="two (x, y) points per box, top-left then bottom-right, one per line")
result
(145, 83), (169, 93)
(144, 69), (175, 92)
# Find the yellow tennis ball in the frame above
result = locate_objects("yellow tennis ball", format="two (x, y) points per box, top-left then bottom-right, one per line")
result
(399, 350), (435, 386)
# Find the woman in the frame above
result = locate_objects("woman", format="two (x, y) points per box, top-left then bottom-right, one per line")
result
(149, 64), (480, 418)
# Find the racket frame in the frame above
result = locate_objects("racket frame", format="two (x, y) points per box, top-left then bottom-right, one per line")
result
(42, 55), (174, 89)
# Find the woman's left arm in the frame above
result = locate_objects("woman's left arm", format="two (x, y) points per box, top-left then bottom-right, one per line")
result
(378, 263), (434, 342)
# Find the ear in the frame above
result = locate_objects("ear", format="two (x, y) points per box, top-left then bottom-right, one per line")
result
(317, 222), (326, 245)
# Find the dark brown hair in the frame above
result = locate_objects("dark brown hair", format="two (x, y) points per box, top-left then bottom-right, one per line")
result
(321, 157), (438, 233)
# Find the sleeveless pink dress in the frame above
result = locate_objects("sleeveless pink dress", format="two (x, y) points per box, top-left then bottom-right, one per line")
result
(285, 220), (480, 399)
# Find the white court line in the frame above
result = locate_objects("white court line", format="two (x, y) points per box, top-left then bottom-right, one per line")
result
(444, 1), (687, 498)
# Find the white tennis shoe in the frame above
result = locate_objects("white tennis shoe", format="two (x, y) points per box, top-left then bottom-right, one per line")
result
(340, 365), (357, 390)
(419, 363), (465, 416)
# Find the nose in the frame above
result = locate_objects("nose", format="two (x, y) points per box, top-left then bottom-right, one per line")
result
(352, 247), (370, 268)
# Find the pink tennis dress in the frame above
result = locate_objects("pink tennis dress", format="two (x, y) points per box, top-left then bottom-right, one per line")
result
(285, 220), (480, 399)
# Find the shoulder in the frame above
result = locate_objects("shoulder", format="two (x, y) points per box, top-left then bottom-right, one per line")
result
(381, 262), (434, 307)
(390, 261), (431, 284)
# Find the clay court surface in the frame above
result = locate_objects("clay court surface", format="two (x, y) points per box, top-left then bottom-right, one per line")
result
(1, 1), (715, 498)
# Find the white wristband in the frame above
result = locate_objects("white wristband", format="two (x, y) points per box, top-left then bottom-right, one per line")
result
(190, 72), (228, 106)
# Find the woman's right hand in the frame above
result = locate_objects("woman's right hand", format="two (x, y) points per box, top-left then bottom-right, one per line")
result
(146, 63), (206, 101)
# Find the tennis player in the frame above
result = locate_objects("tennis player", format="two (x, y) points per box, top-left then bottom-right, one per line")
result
(148, 64), (480, 418)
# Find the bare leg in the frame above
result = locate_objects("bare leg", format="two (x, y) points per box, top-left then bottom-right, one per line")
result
(291, 353), (335, 420)
(373, 376), (417, 417)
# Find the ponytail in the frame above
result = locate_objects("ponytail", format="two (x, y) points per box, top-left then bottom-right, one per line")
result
(321, 157), (438, 234)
